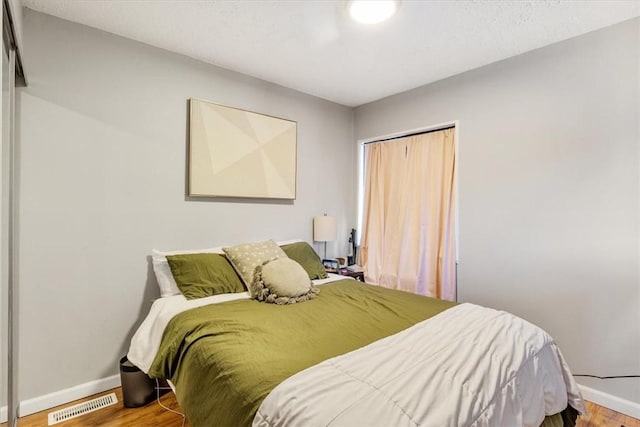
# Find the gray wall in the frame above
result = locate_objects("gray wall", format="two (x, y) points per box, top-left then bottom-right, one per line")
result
(355, 18), (640, 403)
(17, 10), (355, 401)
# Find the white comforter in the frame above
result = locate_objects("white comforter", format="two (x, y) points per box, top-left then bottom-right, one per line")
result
(254, 303), (585, 427)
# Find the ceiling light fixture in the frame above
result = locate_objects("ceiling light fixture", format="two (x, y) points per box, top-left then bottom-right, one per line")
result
(348, 0), (399, 25)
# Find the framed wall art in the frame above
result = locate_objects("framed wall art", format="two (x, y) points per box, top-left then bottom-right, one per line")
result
(188, 98), (297, 199)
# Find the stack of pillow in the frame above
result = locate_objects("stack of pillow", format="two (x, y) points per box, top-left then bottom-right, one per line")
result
(152, 239), (327, 305)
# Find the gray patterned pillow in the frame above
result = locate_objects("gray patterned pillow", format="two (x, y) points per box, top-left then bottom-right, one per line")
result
(251, 257), (319, 304)
(223, 239), (287, 293)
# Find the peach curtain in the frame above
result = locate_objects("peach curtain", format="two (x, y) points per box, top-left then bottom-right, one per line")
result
(360, 128), (456, 300)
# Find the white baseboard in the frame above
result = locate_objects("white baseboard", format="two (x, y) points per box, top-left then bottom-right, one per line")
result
(18, 374), (121, 418)
(1, 405), (6, 424)
(579, 384), (640, 419)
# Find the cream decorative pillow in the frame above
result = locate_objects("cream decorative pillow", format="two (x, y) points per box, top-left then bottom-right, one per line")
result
(223, 239), (287, 290)
(251, 258), (319, 304)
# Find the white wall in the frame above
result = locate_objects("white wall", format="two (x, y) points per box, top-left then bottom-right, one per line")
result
(355, 18), (640, 404)
(17, 10), (355, 402)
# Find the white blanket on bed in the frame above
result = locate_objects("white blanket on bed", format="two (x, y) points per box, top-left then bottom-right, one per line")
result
(254, 303), (585, 427)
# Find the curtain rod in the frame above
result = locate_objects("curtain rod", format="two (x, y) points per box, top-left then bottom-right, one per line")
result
(363, 125), (455, 145)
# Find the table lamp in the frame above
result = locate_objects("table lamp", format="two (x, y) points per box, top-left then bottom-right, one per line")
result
(313, 214), (337, 259)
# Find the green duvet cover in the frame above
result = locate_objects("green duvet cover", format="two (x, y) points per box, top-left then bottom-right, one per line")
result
(148, 279), (577, 427)
(149, 280), (453, 426)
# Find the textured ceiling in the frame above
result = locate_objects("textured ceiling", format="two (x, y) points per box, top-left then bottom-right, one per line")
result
(22, 0), (640, 107)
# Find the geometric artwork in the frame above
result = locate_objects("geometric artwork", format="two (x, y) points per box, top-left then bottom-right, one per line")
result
(188, 98), (297, 199)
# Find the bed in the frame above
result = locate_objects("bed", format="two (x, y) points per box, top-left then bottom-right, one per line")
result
(128, 240), (585, 427)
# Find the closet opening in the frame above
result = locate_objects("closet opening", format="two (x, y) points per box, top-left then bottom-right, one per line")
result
(357, 122), (458, 300)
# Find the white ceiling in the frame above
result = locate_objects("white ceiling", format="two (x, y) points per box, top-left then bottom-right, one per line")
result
(22, 0), (640, 107)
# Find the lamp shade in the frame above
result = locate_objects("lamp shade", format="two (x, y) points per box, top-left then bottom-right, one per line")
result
(313, 215), (337, 242)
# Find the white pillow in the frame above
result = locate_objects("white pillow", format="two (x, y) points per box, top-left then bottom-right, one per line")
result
(152, 247), (224, 297)
(151, 239), (304, 297)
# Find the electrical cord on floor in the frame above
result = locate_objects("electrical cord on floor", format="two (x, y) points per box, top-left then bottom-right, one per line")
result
(156, 379), (186, 427)
(573, 374), (640, 379)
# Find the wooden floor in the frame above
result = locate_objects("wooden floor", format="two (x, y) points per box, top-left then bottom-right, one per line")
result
(3, 388), (191, 427)
(579, 401), (640, 427)
(4, 388), (639, 426)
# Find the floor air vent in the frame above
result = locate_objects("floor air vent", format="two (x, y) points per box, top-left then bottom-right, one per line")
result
(48, 392), (118, 425)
